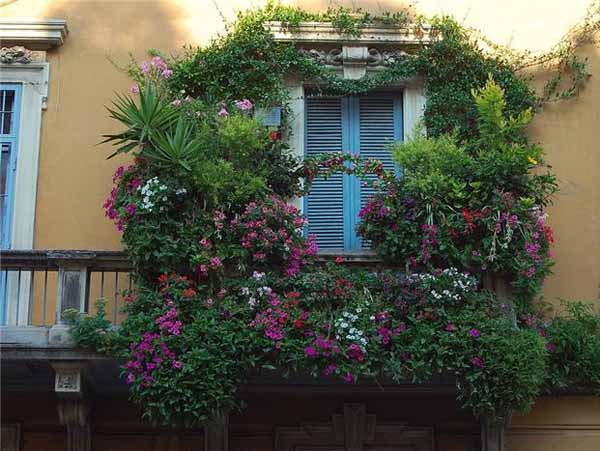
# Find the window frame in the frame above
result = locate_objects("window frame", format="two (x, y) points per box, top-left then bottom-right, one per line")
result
(291, 82), (425, 255)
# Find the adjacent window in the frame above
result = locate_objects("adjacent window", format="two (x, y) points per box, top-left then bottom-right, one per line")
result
(304, 91), (403, 251)
(0, 84), (21, 325)
(0, 84), (21, 249)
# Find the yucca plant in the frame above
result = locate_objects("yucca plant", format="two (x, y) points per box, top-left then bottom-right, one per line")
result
(145, 117), (203, 171)
(101, 83), (180, 159)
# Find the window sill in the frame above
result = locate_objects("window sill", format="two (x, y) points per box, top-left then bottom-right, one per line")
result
(315, 249), (382, 264)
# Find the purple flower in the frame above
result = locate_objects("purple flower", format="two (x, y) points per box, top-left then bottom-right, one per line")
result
(217, 107), (229, 118)
(343, 372), (354, 383)
(471, 357), (485, 368)
(162, 69), (173, 79)
(130, 84), (139, 94)
(172, 360), (182, 369)
(126, 373), (135, 384)
(445, 323), (454, 332)
(468, 329), (481, 338)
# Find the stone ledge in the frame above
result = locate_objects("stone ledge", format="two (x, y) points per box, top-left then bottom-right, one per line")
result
(265, 21), (431, 45)
(0, 18), (68, 49)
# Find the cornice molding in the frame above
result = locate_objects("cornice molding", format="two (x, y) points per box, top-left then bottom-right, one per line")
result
(0, 18), (68, 50)
(265, 20), (431, 46)
(266, 20), (430, 79)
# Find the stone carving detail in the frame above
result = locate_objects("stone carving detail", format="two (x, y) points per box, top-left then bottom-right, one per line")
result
(299, 46), (406, 68)
(57, 400), (91, 451)
(0, 46), (32, 64)
(56, 369), (81, 393)
(299, 48), (342, 66)
(274, 403), (433, 451)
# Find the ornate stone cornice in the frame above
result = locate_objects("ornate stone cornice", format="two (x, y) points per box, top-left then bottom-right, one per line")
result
(266, 21), (429, 79)
(0, 18), (68, 50)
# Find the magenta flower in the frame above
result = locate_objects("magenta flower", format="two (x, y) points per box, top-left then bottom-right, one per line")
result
(140, 61), (150, 74)
(172, 360), (182, 369)
(445, 323), (454, 332)
(468, 329), (481, 338)
(130, 84), (139, 94)
(546, 343), (555, 353)
(343, 372), (354, 383)
(162, 69), (173, 79)
(471, 357), (485, 368)
(304, 346), (318, 357)
(210, 256), (223, 268)
(126, 373), (135, 384)
(199, 238), (212, 249)
(217, 107), (229, 118)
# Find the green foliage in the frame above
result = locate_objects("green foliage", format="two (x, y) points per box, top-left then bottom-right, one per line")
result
(544, 302), (600, 392)
(359, 81), (557, 302)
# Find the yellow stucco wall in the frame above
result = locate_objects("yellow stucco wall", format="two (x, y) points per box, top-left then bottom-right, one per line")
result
(1, 1), (599, 447)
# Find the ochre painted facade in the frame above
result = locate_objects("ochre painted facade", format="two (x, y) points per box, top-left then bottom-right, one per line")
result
(1, 1), (599, 449)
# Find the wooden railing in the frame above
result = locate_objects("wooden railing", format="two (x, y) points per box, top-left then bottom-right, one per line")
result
(0, 250), (132, 327)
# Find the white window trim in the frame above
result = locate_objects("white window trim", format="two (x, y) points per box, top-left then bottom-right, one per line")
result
(287, 81), (426, 214)
(1, 61), (49, 325)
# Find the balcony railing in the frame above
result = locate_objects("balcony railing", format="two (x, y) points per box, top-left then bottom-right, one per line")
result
(1, 249), (132, 328)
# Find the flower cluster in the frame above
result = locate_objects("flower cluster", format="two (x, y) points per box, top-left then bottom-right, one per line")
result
(138, 177), (168, 212)
(125, 332), (181, 387)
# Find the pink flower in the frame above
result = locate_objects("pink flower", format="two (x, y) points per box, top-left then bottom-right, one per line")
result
(198, 264), (208, 274)
(171, 99), (181, 107)
(130, 84), (139, 94)
(206, 298), (214, 307)
(140, 61), (150, 74)
(546, 343), (555, 353)
(199, 238), (212, 249)
(210, 256), (223, 268)
(162, 69), (173, 79)
(172, 360), (182, 369)
(234, 99), (253, 111)
(343, 372), (354, 383)
(217, 107), (229, 118)
(468, 329), (481, 338)
(126, 373), (135, 384)
(445, 323), (454, 332)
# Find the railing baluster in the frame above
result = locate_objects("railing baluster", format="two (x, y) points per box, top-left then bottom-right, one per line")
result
(42, 268), (48, 326)
(100, 270), (105, 299)
(16, 268), (21, 325)
(113, 271), (119, 325)
(28, 270), (35, 325)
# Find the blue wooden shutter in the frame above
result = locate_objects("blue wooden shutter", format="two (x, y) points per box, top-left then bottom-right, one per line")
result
(305, 96), (345, 249)
(356, 94), (403, 248)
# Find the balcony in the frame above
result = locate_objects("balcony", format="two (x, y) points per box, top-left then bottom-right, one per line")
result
(0, 249), (132, 350)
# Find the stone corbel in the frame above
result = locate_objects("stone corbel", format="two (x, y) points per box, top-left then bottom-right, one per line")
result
(51, 362), (92, 451)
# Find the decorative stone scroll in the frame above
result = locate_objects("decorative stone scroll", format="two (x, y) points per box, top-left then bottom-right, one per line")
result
(298, 45), (408, 79)
(0, 46), (32, 63)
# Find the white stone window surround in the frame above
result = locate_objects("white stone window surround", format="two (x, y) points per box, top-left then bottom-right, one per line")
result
(0, 19), (68, 326)
(269, 21), (430, 213)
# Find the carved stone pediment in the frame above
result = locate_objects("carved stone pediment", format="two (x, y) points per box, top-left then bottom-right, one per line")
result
(274, 403), (433, 451)
(266, 21), (429, 80)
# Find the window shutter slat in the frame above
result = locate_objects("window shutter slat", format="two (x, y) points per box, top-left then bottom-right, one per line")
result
(305, 97), (345, 250)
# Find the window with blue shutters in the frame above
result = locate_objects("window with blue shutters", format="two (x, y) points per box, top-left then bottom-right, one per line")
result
(0, 84), (22, 324)
(305, 91), (403, 251)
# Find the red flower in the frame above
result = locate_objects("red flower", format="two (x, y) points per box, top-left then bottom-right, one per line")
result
(158, 274), (169, 284)
(294, 319), (303, 329)
(182, 288), (196, 299)
(335, 256), (345, 264)
(269, 130), (280, 141)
